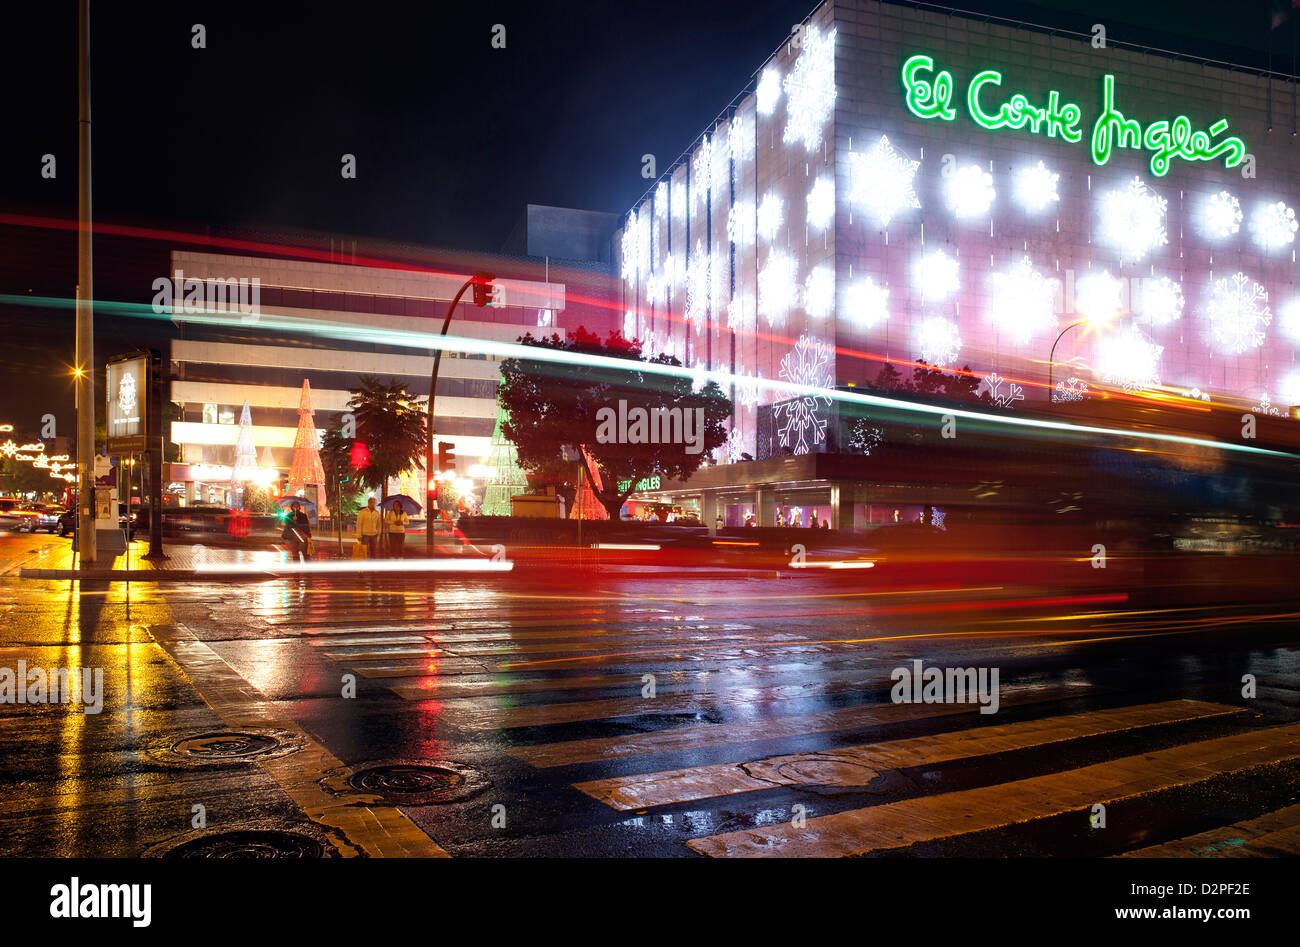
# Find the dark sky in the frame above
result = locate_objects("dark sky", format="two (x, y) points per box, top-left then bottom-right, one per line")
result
(0, 0), (1295, 430)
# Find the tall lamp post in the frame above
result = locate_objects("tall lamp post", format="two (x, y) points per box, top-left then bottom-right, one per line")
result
(1047, 319), (1089, 404)
(75, 0), (96, 565)
(425, 271), (493, 553)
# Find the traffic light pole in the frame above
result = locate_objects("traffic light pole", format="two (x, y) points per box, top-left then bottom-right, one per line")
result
(425, 274), (483, 553)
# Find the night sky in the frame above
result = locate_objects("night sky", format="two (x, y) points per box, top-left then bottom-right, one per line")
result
(0, 0), (1293, 429)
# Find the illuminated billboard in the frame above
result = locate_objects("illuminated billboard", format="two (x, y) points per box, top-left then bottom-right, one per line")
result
(106, 354), (148, 453)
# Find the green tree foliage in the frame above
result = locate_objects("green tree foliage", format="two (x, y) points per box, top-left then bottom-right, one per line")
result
(499, 328), (733, 519)
(345, 377), (428, 502)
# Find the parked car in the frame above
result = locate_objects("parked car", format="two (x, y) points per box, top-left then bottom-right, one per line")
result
(57, 504), (136, 540)
(32, 504), (67, 533)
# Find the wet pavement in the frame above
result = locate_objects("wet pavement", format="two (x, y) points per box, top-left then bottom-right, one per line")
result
(1, 529), (1298, 858)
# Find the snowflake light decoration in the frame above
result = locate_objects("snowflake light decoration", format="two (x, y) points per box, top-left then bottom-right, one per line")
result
(1203, 190), (1242, 239)
(622, 309), (637, 341)
(685, 241), (710, 323)
(691, 137), (714, 211)
(758, 251), (798, 327)
(775, 335), (834, 454)
(1251, 393), (1283, 417)
(989, 256), (1056, 344)
(782, 26), (837, 152)
(671, 180), (687, 221)
(804, 265), (835, 320)
(1098, 325), (1162, 393)
(756, 67), (781, 116)
(635, 210), (652, 279)
(1075, 270), (1123, 323)
(654, 180), (668, 216)
(728, 113), (753, 163)
(1099, 177), (1168, 262)
(727, 201), (755, 246)
(757, 192), (785, 241)
(847, 418), (884, 455)
(945, 163), (996, 219)
(734, 372), (761, 408)
(1202, 272), (1271, 355)
(1250, 200), (1298, 249)
(1136, 276), (1184, 326)
(710, 247), (729, 314)
(646, 272), (666, 306)
(720, 426), (745, 464)
(806, 176), (835, 231)
(620, 226), (638, 283)
(1052, 376), (1089, 403)
(848, 135), (921, 227)
(844, 276), (889, 329)
(1015, 161), (1059, 212)
(983, 372), (1024, 409)
(915, 316), (962, 366)
(728, 290), (755, 332)
(1279, 299), (1300, 343)
(912, 249), (959, 302)
(1281, 372), (1300, 407)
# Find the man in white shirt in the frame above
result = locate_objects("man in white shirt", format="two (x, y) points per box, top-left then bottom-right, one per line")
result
(384, 500), (410, 558)
(355, 497), (382, 559)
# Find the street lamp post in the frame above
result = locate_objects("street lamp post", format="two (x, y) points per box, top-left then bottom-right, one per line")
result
(425, 271), (493, 553)
(75, 0), (95, 565)
(1047, 319), (1090, 404)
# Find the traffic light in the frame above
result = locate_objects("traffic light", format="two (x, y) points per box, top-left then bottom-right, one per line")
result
(438, 441), (456, 472)
(471, 272), (496, 308)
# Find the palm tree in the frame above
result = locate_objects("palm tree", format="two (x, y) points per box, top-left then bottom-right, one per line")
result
(346, 376), (428, 504)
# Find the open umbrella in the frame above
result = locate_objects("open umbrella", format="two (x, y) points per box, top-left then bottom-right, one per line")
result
(275, 495), (318, 525)
(380, 494), (423, 514)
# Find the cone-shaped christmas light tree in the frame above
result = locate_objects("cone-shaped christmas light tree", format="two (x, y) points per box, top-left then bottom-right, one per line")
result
(286, 379), (329, 516)
(569, 445), (609, 520)
(482, 397), (529, 516)
(229, 401), (259, 508)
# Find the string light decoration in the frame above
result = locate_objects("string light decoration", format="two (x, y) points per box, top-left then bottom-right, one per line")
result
(1015, 161), (1059, 211)
(1281, 372), (1300, 407)
(945, 163), (996, 218)
(1278, 298), (1300, 343)
(728, 201), (755, 246)
(806, 176), (835, 231)
(911, 249), (959, 302)
(775, 334), (834, 454)
(1250, 200), (1298, 249)
(729, 113), (753, 163)
(844, 276), (889, 329)
(756, 66), (781, 116)
(654, 181), (668, 217)
(983, 372), (1024, 409)
(1053, 376), (1089, 403)
(710, 247), (729, 315)
(915, 316), (962, 366)
(804, 265), (835, 320)
(758, 251), (798, 326)
(1202, 272), (1271, 355)
(728, 290), (755, 332)
(1075, 270), (1123, 323)
(620, 226), (638, 283)
(757, 192), (785, 241)
(782, 26), (837, 152)
(1099, 176), (1168, 262)
(989, 256), (1056, 343)
(847, 134), (921, 227)
(1137, 276), (1184, 326)
(1202, 190), (1242, 238)
(1098, 325), (1162, 393)
(685, 240), (710, 324)
(692, 136), (713, 210)
(1251, 393), (1284, 417)
(623, 309), (638, 342)
(671, 180), (687, 221)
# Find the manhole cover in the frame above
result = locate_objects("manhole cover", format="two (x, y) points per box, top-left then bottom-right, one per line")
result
(172, 732), (280, 759)
(344, 760), (490, 805)
(145, 821), (341, 859)
(147, 727), (304, 767)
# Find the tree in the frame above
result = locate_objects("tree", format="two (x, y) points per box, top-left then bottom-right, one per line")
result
(346, 376), (427, 502)
(499, 328), (733, 519)
(319, 426), (365, 520)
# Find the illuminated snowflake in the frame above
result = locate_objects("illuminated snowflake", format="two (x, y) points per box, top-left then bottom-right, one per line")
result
(1098, 325), (1162, 393)
(685, 241), (710, 323)
(1053, 376), (1089, 404)
(735, 373), (761, 408)
(1137, 276), (1184, 326)
(671, 180), (687, 221)
(620, 225), (638, 283)
(1203, 190), (1242, 239)
(806, 176), (835, 231)
(1252, 393), (1283, 417)
(915, 316), (962, 366)
(1279, 298), (1300, 343)
(757, 192), (785, 240)
(945, 163), (996, 218)
(804, 265), (835, 320)
(654, 181), (668, 217)
(1280, 373), (1300, 407)
(844, 276), (889, 329)
(848, 134), (921, 227)
(717, 425), (745, 464)
(1100, 177), (1168, 262)
(782, 26), (836, 152)
(728, 113), (753, 163)
(622, 309), (637, 341)
(847, 418), (884, 455)
(775, 335), (834, 454)
(728, 290), (755, 332)
(727, 201), (755, 245)
(989, 256), (1056, 343)
(1075, 270), (1123, 323)
(756, 66), (781, 116)
(983, 372), (1024, 409)
(758, 250), (798, 326)
(645, 272), (666, 306)
(1016, 161), (1059, 212)
(912, 249), (959, 302)
(1251, 200), (1298, 249)
(710, 247), (729, 314)
(1202, 272), (1271, 355)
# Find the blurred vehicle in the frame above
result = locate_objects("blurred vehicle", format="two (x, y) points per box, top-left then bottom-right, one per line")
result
(31, 504), (67, 533)
(58, 504), (136, 540)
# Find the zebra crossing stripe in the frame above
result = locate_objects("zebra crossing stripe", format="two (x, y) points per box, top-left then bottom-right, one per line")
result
(1120, 802), (1300, 857)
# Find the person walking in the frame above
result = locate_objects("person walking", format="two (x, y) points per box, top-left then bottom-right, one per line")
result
(385, 500), (410, 558)
(355, 497), (382, 559)
(282, 501), (311, 561)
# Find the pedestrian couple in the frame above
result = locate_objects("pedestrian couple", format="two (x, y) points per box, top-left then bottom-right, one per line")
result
(354, 497), (409, 558)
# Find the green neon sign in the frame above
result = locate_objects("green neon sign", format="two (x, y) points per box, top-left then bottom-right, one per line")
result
(617, 475), (662, 493)
(901, 54), (1246, 177)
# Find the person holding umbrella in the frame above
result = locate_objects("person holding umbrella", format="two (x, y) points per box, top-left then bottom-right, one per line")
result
(282, 500), (311, 561)
(384, 499), (410, 558)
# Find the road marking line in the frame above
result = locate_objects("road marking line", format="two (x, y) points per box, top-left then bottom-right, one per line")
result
(507, 684), (1091, 768)
(686, 722), (1300, 857)
(1120, 803), (1300, 857)
(575, 700), (1243, 810)
(151, 623), (449, 858)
